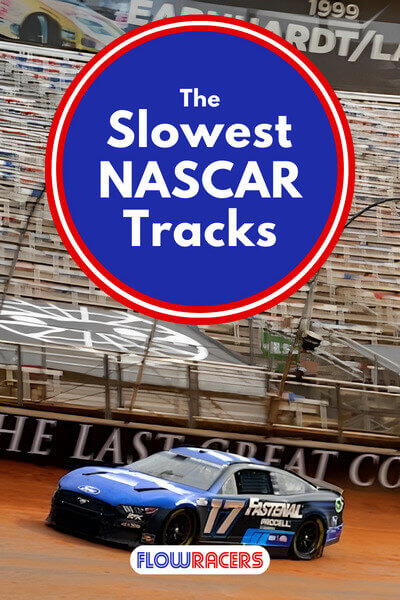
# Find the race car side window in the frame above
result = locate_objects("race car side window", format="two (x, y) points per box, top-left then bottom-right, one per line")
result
(220, 474), (237, 495)
(271, 471), (314, 495)
(235, 469), (272, 495)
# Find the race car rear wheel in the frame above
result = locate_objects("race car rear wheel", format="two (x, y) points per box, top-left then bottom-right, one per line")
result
(161, 509), (197, 545)
(291, 517), (325, 560)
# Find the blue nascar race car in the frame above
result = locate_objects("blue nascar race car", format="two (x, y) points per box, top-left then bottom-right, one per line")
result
(47, 447), (344, 560)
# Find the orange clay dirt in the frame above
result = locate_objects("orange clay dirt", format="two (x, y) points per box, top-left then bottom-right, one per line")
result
(0, 460), (399, 600)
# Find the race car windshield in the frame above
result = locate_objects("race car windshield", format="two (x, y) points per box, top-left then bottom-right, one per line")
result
(124, 452), (223, 490)
(76, 18), (121, 37)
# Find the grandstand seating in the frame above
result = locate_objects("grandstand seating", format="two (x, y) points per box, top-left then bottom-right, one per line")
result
(0, 41), (399, 377)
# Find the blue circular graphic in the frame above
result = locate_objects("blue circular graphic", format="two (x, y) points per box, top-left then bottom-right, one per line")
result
(48, 18), (353, 323)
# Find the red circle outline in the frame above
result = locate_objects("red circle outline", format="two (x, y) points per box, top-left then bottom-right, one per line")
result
(46, 16), (355, 324)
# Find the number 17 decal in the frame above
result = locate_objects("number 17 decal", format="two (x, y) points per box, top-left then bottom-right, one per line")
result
(203, 499), (246, 535)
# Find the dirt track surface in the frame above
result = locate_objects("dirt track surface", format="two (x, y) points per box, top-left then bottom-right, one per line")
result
(0, 461), (399, 600)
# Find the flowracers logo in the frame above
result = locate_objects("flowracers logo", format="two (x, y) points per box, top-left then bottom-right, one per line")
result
(130, 545), (270, 575)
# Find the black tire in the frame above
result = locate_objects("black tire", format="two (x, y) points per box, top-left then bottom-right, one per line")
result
(291, 517), (325, 560)
(19, 13), (61, 46)
(161, 509), (197, 545)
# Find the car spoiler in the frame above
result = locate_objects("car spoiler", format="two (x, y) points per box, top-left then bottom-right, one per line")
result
(285, 469), (343, 494)
(301, 474), (343, 495)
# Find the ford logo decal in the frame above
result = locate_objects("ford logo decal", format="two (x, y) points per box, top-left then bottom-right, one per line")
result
(78, 485), (100, 495)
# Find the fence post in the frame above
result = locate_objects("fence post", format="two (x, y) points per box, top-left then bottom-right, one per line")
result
(249, 318), (255, 365)
(336, 383), (343, 443)
(264, 372), (271, 426)
(187, 365), (199, 428)
(104, 354), (112, 420)
(16, 344), (23, 407)
(41, 342), (47, 401)
(130, 319), (157, 412)
(117, 355), (123, 409)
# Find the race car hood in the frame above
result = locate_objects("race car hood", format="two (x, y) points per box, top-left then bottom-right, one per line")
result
(59, 466), (198, 508)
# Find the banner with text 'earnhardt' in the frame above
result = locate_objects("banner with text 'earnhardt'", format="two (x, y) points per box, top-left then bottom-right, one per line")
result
(1, 1), (400, 94)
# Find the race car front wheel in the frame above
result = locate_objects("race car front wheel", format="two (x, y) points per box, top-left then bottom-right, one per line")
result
(20, 13), (61, 47)
(291, 517), (325, 560)
(161, 509), (197, 545)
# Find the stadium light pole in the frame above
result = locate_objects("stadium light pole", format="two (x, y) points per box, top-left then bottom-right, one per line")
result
(0, 188), (46, 314)
(277, 197), (400, 399)
(129, 318), (157, 413)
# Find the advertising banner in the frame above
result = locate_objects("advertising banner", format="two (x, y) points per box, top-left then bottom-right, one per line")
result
(0, 298), (245, 366)
(0, 408), (398, 490)
(261, 331), (300, 372)
(1, 1), (400, 94)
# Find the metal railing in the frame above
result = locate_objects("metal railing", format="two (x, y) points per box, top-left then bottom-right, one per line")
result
(0, 338), (399, 440)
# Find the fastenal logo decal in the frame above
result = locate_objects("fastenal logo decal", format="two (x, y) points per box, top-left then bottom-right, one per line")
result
(245, 499), (303, 519)
(130, 545), (270, 575)
(46, 16), (354, 324)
